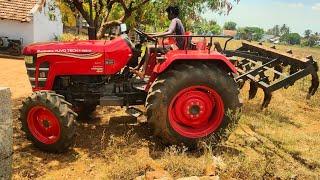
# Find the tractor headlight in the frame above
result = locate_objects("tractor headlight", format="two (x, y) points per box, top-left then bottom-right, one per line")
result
(24, 56), (33, 64)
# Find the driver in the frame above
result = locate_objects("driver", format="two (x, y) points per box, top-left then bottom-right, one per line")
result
(131, 5), (185, 79)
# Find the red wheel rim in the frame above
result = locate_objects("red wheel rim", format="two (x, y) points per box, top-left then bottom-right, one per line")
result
(27, 106), (61, 144)
(168, 86), (224, 138)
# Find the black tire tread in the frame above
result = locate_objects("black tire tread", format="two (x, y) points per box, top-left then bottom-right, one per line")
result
(146, 62), (241, 146)
(19, 91), (77, 153)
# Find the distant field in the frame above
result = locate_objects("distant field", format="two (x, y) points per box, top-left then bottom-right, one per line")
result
(1, 41), (319, 179)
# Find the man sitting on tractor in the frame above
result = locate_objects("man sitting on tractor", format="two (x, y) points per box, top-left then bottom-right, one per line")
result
(131, 5), (186, 79)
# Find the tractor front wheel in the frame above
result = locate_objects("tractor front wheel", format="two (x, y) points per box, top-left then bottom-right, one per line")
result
(19, 91), (77, 153)
(146, 63), (241, 147)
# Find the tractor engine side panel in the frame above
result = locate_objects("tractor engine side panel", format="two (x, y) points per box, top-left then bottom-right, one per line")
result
(29, 53), (105, 91)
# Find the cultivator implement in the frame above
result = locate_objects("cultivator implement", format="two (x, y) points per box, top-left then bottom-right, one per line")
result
(225, 41), (319, 109)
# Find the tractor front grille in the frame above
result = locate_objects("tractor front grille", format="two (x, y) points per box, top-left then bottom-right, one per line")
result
(26, 61), (50, 88)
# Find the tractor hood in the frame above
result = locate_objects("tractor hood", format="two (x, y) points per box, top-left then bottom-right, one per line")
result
(23, 40), (107, 55)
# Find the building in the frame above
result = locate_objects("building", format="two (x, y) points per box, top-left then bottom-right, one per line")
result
(261, 34), (280, 44)
(0, 0), (63, 47)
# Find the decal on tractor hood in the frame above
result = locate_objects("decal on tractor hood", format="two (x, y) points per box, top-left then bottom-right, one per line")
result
(37, 49), (93, 53)
(37, 52), (103, 60)
(91, 66), (104, 73)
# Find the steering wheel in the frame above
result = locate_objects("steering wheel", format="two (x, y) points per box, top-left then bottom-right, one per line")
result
(134, 28), (157, 42)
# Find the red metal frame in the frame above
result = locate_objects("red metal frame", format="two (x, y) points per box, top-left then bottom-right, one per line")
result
(153, 50), (237, 74)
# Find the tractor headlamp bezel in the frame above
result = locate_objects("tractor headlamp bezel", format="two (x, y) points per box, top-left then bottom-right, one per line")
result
(24, 56), (34, 64)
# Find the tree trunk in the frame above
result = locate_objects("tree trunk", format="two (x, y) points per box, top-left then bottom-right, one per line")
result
(88, 26), (97, 40)
(0, 87), (12, 180)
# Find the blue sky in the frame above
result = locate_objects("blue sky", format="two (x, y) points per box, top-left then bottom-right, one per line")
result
(203, 0), (320, 35)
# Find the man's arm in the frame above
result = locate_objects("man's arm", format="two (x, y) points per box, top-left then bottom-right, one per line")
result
(152, 19), (177, 37)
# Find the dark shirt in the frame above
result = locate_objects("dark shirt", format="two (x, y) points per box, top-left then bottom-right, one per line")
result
(168, 18), (185, 49)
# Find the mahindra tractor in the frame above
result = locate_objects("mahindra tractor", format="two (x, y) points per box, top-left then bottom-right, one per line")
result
(20, 25), (319, 153)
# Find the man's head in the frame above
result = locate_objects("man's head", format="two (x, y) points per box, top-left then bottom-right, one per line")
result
(166, 6), (179, 20)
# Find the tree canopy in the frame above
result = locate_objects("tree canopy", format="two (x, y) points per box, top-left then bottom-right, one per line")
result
(280, 33), (301, 45)
(238, 26), (264, 41)
(223, 21), (237, 30)
(57, 0), (240, 39)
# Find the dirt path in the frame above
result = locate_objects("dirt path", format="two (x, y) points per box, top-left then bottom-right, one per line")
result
(0, 58), (31, 98)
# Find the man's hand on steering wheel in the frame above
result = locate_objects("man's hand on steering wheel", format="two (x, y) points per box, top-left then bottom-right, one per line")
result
(134, 28), (157, 42)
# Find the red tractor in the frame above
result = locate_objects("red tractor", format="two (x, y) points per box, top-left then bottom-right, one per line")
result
(20, 27), (319, 153)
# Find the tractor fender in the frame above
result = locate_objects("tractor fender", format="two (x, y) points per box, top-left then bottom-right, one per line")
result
(153, 50), (237, 74)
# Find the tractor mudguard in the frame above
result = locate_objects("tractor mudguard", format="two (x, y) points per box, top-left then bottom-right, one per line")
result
(153, 50), (237, 74)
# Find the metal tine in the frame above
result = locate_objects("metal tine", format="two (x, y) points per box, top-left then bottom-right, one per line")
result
(281, 50), (295, 88)
(306, 56), (319, 99)
(261, 90), (272, 109)
(273, 65), (284, 81)
(249, 81), (258, 99)
(288, 51), (299, 77)
(307, 73), (319, 99)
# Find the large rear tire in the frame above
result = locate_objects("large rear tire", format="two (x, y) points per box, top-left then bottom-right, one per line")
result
(146, 63), (241, 147)
(19, 91), (77, 153)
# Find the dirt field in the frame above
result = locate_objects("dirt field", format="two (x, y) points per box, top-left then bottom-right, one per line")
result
(1, 43), (320, 179)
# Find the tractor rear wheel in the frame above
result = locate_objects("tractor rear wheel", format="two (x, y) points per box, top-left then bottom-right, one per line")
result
(19, 91), (77, 153)
(146, 63), (241, 147)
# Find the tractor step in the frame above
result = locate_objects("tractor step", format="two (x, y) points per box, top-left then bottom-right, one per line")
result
(125, 107), (143, 118)
(225, 41), (319, 109)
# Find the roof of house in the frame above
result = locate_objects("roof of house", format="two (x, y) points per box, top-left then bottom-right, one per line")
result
(223, 30), (238, 37)
(0, 0), (39, 22)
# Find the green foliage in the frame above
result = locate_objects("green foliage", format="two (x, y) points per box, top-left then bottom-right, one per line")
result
(268, 24), (289, 37)
(58, 0), (240, 39)
(194, 19), (221, 35)
(223, 21), (237, 30)
(238, 27), (264, 41)
(267, 25), (280, 36)
(303, 34), (319, 47)
(280, 24), (290, 35)
(280, 33), (301, 45)
(304, 29), (312, 38)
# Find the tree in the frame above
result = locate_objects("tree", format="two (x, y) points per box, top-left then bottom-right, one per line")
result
(267, 25), (280, 36)
(223, 21), (237, 30)
(280, 24), (290, 36)
(304, 29), (312, 39)
(194, 19), (221, 35)
(238, 26), (264, 41)
(58, 0), (240, 40)
(305, 34), (319, 47)
(280, 33), (301, 45)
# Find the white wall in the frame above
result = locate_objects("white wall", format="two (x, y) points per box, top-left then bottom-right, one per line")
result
(0, 20), (34, 47)
(33, 0), (63, 43)
(0, 0), (63, 47)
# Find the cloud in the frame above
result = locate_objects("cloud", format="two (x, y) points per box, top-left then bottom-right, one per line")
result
(273, 2), (304, 9)
(312, 3), (320, 11)
(288, 3), (304, 8)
